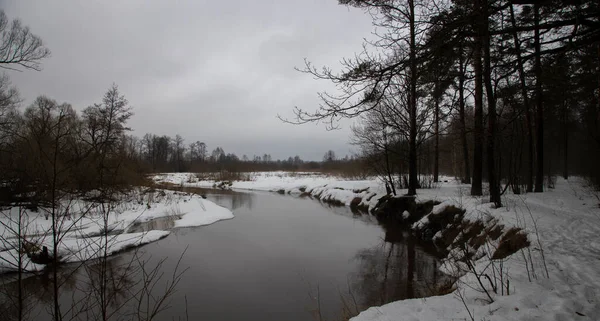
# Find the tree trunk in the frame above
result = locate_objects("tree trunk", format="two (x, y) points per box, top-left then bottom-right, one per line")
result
(596, 43), (600, 153)
(458, 42), (471, 184)
(563, 100), (569, 179)
(51, 139), (62, 321)
(406, 235), (415, 298)
(534, 3), (544, 193)
(471, 2), (484, 196)
(482, 1), (501, 207)
(17, 211), (23, 321)
(407, 0), (418, 196)
(384, 140), (397, 195)
(434, 97), (440, 183)
(509, 4), (534, 192)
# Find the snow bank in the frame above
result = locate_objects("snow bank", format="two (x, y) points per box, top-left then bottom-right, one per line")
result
(352, 177), (600, 321)
(112, 190), (233, 231)
(174, 197), (234, 228)
(0, 189), (233, 273)
(0, 231), (169, 273)
(0, 249), (46, 273)
(59, 230), (170, 262)
(153, 171), (386, 211)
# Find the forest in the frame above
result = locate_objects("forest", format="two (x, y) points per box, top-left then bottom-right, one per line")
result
(285, 0), (599, 207)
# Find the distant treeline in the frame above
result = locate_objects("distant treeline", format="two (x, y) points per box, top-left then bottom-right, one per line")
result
(123, 134), (359, 174)
(0, 82), (365, 205)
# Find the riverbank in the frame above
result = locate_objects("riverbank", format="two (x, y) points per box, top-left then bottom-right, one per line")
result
(152, 171), (385, 211)
(0, 188), (233, 273)
(154, 172), (600, 321)
(353, 177), (600, 321)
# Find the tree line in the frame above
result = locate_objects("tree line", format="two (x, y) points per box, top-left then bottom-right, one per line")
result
(121, 134), (354, 173)
(286, 0), (599, 206)
(0, 77), (362, 204)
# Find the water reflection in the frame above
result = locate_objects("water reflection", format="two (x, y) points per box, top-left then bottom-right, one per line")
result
(128, 215), (181, 233)
(178, 186), (255, 211)
(80, 255), (139, 316)
(314, 200), (379, 226)
(310, 200), (451, 318)
(0, 251), (179, 321)
(0, 191), (449, 321)
(205, 192), (254, 211)
(0, 263), (82, 321)
(350, 234), (448, 310)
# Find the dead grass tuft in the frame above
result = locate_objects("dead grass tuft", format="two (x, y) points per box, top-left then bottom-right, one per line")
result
(491, 227), (530, 260)
(349, 197), (362, 209)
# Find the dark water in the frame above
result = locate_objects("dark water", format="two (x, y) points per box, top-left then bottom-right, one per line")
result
(1, 189), (449, 321)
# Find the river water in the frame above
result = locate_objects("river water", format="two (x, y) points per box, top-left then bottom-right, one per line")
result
(1, 189), (449, 321)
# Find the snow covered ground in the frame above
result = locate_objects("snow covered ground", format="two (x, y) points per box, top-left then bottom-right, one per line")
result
(0, 189), (233, 273)
(153, 171), (386, 210)
(352, 177), (600, 321)
(155, 172), (600, 321)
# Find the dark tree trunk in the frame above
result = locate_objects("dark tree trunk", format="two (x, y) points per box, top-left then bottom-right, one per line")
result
(52, 206), (61, 321)
(471, 2), (484, 196)
(384, 142), (397, 195)
(51, 142), (62, 321)
(406, 236), (415, 298)
(534, 3), (544, 193)
(597, 43), (600, 152)
(482, 2), (501, 207)
(408, 0), (418, 196)
(563, 100), (569, 179)
(434, 97), (440, 183)
(17, 216), (23, 321)
(458, 42), (471, 184)
(509, 4), (534, 192)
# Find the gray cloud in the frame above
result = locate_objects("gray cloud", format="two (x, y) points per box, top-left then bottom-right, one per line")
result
(3, 0), (372, 160)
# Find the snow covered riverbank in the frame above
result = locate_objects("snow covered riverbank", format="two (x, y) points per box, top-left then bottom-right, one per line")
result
(0, 189), (233, 273)
(154, 172), (600, 321)
(153, 171), (387, 210)
(352, 177), (600, 321)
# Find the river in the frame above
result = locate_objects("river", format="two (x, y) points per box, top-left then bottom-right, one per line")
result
(1, 189), (450, 321)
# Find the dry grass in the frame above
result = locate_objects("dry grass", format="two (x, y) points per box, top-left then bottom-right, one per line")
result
(491, 227), (530, 260)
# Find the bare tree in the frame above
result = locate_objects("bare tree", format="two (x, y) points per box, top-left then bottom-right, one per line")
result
(172, 135), (185, 172)
(0, 10), (50, 71)
(351, 111), (400, 195)
(81, 84), (133, 194)
(281, 0), (440, 195)
(323, 150), (336, 163)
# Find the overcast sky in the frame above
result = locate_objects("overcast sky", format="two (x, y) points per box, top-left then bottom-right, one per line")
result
(2, 0), (374, 161)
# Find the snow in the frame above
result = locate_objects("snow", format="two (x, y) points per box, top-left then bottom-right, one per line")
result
(153, 171), (386, 210)
(155, 172), (600, 321)
(55, 230), (171, 263)
(352, 177), (600, 321)
(0, 230), (169, 273)
(0, 249), (45, 273)
(431, 200), (454, 215)
(0, 189), (233, 273)
(174, 197), (234, 228)
(402, 210), (410, 219)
